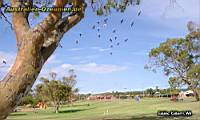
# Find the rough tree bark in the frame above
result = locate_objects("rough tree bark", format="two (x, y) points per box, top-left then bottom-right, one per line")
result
(189, 86), (200, 101)
(54, 102), (60, 114)
(0, 0), (86, 119)
(183, 78), (200, 102)
(193, 89), (200, 101)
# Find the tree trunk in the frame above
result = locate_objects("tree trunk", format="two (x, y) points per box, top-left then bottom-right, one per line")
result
(0, 41), (45, 119)
(191, 88), (200, 101)
(0, 1), (85, 118)
(55, 104), (60, 114)
(183, 79), (200, 102)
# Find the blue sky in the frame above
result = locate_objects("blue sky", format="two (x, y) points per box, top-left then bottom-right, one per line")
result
(0, 0), (199, 94)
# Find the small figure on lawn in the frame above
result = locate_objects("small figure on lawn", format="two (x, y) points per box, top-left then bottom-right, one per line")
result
(134, 95), (140, 102)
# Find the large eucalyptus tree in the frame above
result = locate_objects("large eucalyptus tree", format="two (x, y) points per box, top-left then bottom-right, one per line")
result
(0, 0), (140, 119)
(146, 31), (200, 101)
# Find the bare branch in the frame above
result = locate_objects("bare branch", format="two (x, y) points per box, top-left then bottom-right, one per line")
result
(0, 8), (13, 29)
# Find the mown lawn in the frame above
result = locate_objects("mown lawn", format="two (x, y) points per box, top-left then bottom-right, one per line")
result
(7, 98), (200, 120)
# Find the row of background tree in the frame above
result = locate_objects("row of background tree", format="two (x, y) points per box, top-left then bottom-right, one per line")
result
(21, 84), (200, 109)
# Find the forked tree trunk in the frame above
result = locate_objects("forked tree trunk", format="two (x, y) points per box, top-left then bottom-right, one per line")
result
(55, 104), (60, 114)
(191, 88), (200, 101)
(183, 79), (200, 102)
(0, 40), (45, 119)
(0, 0), (85, 119)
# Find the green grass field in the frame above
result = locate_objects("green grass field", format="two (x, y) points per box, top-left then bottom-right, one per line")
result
(7, 98), (200, 120)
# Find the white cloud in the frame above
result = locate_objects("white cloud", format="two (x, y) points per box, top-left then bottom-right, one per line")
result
(86, 62), (97, 67)
(61, 64), (73, 69)
(85, 55), (99, 59)
(46, 55), (62, 64)
(146, 31), (185, 40)
(90, 46), (101, 50)
(52, 62), (128, 74)
(69, 56), (82, 60)
(98, 48), (111, 52)
(69, 55), (99, 61)
(90, 46), (111, 52)
(67, 48), (84, 51)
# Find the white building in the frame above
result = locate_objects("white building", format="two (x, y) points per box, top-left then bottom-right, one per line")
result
(179, 90), (194, 97)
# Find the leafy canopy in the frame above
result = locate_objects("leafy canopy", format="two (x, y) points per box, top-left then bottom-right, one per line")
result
(146, 31), (200, 88)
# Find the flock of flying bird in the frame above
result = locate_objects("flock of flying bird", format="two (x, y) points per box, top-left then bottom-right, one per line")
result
(74, 10), (142, 55)
(0, 10), (142, 67)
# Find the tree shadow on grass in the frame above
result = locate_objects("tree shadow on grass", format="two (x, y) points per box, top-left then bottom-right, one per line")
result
(104, 114), (194, 120)
(9, 113), (27, 116)
(59, 107), (96, 114)
(108, 117), (193, 120)
(71, 104), (91, 107)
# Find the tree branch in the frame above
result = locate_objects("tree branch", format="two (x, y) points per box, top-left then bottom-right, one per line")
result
(11, 0), (32, 48)
(34, 0), (68, 33)
(42, 12), (85, 60)
(41, 0), (86, 60)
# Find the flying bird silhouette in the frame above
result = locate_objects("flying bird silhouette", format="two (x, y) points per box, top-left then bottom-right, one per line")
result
(110, 52), (113, 55)
(124, 38), (128, 42)
(120, 19), (124, 24)
(104, 18), (108, 23)
(97, 28), (100, 32)
(112, 29), (116, 33)
(98, 34), (101, 38)
(116, 42), (120, 46)
(79, 33), (82, 37)
(2, 59), (6, 64)
(114, 36), (117, 40)
(131, 21), (134, 27)
(109, 38), (112, 42)
(76, 40), (79, 44)
(92, 25), (95, 29)
(97, 21), (100, 24)
(138, 11), (142, 16)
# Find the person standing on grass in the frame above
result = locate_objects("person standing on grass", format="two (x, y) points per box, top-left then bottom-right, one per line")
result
(134, 95), (140, 102)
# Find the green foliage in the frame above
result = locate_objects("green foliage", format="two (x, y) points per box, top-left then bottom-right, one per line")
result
(0, 2), (2, 8)
(91, 0), (141, 16)
(146, 31), (200, 99)
(96, 7), (104, 16)
(188, 64), (200, 79)
(188, 64), (200, 87)
(35, 83), (49, 103)
(20, 95), (37, 106)
(33, 11), (40, 17)
(35, 69), (78, 113)
(159, 88), (171, 95)
(145, 88), (155, 96)
(0, 0), (141, 17)
(168, 77), (179, 89)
